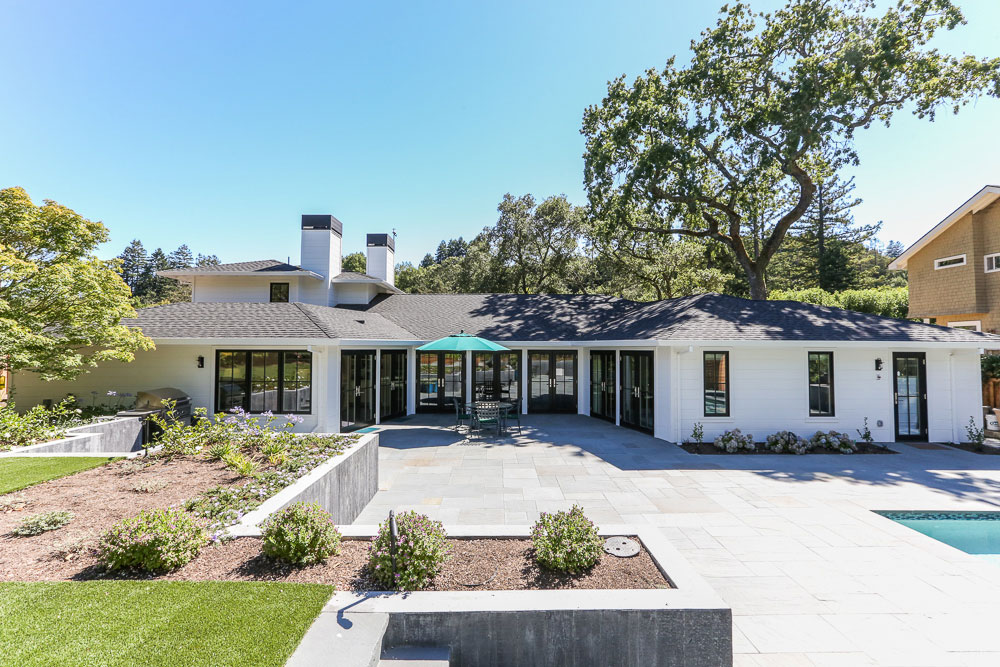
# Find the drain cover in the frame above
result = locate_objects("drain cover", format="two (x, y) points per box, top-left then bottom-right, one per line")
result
(603, 536), (640, 558)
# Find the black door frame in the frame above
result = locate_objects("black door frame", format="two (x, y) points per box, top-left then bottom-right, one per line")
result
(590, 351), (616, 422)
(341, 349), (376, 432)
(472, 351), (522, 412)
(620, 351), (654, 434)
(528, 350), (578, 414)
(892, 352), (928, 442)
(379, 349), (408, 421)
(417, 351), (466, 413)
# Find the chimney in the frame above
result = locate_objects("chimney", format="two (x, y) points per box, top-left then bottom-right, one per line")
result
(366, 233), (395, 286)
(300, 215), (343, 305)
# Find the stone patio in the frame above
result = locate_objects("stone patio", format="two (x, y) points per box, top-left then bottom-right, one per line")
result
(356, 414), (1000, 666)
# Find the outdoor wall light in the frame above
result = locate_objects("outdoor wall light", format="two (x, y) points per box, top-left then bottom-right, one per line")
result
(197, 355), (205, 369)
(874, 358), (883, 371)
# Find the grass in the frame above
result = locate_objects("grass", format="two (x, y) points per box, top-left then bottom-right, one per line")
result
(0, 581), (333, 667)
(0, 456), (119, 495)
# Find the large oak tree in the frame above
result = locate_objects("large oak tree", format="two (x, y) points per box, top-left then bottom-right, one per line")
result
(582, 0), (1000, 299)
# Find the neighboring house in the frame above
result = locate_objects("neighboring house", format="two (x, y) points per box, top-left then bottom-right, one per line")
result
(889, 185), (1000, 333)
(13, 215), (994, 444)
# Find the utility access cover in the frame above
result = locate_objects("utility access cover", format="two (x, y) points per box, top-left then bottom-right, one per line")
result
(603, 536), (640, 558)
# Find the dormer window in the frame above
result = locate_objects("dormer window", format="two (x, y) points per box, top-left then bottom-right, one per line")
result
(270, 282), (290, 302)
(934, 254), (966, 270)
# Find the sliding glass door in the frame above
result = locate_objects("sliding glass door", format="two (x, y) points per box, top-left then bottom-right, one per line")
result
(418, 351), (466, 413)
(620, 351), (654, 433)
(528, 351), (577, 413)
(341, 350), (376, 432)
(590, 351), (615, 422)
(379, 350), (407, 421)
(473, 351), (521, 410)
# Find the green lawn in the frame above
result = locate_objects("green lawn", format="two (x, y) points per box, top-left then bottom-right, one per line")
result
(0, 456), (118, 494)
(0, 581), (333, 667)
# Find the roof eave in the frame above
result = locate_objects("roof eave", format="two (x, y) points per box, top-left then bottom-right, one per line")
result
(157, 269), (324, 280)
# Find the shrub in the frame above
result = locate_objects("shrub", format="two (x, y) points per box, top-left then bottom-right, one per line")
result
(261, 502), (341, 565)
(966, 416), (985, 446)
(261, 440), (289, 466)
(770, 286), (908, 320)
(810, 430), (857, 454)
(151, 403), (214, 456)
(0, 400), (82, 451)
(713, 428), (755, 453)
(856, 417), (874, 445)
(368, 510), (449, 591)
(98, 508), (206, 572)
(207, 441), (236, 460)
(765, 430), (812, 455)
(13, 510), (74, 536)
(530, 505), (603, 574)
(688, 422), (704, 444)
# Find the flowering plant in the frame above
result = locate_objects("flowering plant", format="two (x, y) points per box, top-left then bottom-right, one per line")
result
(261, 502), (341, 565)
(810, 430), (857, 454)
(368, 510), (449, 591)
(531, 505), (603, 574)
(765, 430), (812, 454)
(713, 428), (755, 453)
(98, 507), (206, 572)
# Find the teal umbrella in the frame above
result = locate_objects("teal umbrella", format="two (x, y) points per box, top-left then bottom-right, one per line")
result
(417, 331), (510, 352)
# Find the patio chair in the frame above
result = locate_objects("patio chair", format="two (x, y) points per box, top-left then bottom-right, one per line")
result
(504, 403), (521, 435)
(472, 401), (501, 438)
(452, 397), (471, 431)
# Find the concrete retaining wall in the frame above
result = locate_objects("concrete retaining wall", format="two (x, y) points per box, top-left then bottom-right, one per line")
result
(229, 432), (379, 534)
(314, 526), (732, 667)
(10, 417), (144, 454)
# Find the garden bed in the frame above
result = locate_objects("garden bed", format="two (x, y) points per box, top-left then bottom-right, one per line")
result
(680, 441), (896, 455)
(944, 442), (1000, 455)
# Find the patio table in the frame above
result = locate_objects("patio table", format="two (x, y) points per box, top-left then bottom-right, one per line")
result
(466, 401), (513, 436)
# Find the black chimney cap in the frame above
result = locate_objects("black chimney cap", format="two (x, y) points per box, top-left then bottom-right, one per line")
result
(366, 233), (395, 251)
(301, 215), (343, 236)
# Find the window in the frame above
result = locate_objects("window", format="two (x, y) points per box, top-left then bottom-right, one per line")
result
(270, 282), (290, 302)
(215, 350), (311, 414)
(986, 253), (1000, 273)
(934, 254), (966, 270)
(808, 352), (835, 417)
(703, 351), (729, 416)
(949, 321), (981, 332)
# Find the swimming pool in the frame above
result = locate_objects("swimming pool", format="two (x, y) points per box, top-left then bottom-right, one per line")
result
(877, 511), (1000, 566)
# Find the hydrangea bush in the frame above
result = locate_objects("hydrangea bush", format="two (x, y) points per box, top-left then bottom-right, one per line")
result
(98, 507), (207, 572)
(530, 505), (603, 574)
(765, 430), (812, 455)
(368, 510), (449, 591)
(13, 510), (74, 536)
(810, 430), (857, 454)
(261, 502), (341, 565)
(713, 428), (756, 453)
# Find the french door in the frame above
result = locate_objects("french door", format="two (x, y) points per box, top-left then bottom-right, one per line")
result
(893, 352), (928, 441)
(590, 351), (616, 422)
(473, 351), (522, 411)
(620, 351), (654, 433)
(528, 351), (577, 413)
(417, 351), (466, 413)
(341, 350), (376, 432)
(379, 350), (408, 421)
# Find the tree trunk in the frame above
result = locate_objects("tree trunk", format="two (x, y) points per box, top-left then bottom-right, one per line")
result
(747, 267), (768, 300)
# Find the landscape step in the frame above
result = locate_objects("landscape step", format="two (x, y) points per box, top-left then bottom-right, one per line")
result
(379, 645), (451, 666)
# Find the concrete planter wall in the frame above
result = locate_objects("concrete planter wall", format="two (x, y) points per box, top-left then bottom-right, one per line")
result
(6, 417), (144, 455)
(228, 432), (379, 535)
(291, 525), (732, 667)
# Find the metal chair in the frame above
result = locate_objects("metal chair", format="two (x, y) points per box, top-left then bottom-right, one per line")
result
(472, 401), (501, 438)
(452, 397), (471, 431)
(504, 402), (521, 435)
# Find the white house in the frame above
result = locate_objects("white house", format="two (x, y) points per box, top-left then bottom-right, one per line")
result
(12, 214), (992, 444)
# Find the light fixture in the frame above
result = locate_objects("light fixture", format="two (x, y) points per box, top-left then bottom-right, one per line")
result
(874, 358), (883, 371)
(197, 355), (205, 368)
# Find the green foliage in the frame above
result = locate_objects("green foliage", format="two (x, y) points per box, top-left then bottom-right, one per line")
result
(581, 0), (999, 298)
(98, 507), (207, 573)
(982, 355), (1000, 382)
(769, 286), (908, 319)
(766, 431), (812, 455)
(222, 451), (260, 478)
(857, 418), (874, 445)
(0, 400), (83, 450)
(530, 505), (603, 574)
(261, 502), (342, 566)
(688, 422), (704, 444)
(0, 456), (116, 494)
(116, 239), (218, 307)
(368, 510), (449, 590)
(810, 430), (857, 454)
(13, 510), (74, 536)
(966, 416), (985, 446)
(713, 429), (755, 453)
(341, 251), (367, 274)
(0, 186), (154, 380)
(261, 440), (289, 466)
(208, 440), (236, 460)
(0, 581), (333, 667)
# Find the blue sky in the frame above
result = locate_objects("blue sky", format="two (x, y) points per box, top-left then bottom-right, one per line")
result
(2, 0), (998, 267)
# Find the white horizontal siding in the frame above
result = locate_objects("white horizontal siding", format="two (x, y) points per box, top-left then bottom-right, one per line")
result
(192, 276), (307, 304)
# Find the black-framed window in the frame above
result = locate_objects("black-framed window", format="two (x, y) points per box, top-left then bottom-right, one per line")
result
(270, 282), (289, 302)
(808, 351), (834, 416)
(215, 350), (311, 414)
(703, 351), (729, 416)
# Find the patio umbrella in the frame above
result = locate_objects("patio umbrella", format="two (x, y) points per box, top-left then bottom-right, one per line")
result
(416, 331), (510, 352)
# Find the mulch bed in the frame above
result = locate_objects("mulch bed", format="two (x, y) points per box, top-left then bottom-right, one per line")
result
(0, 456), (240, 581)
(680, 442), (897, 455)
(943, 442), (1000, 455)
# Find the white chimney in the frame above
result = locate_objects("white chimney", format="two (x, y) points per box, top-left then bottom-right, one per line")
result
(366, 233), (395, 286)
(300, 215), (343, 306)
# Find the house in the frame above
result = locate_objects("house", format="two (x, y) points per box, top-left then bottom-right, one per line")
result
(889, 185), (1000, 333)
(12, 214), (993, 444)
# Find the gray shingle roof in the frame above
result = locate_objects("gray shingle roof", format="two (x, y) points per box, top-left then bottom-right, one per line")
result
(174, 260), (306, 273)
(333, 271), (383, 281)
(126, 293), (998, 344)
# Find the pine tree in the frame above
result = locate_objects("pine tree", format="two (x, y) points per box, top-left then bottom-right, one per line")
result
(167, 244), (194, 269)
(195, 253), (220, 266)
(117, 240), (148, 291)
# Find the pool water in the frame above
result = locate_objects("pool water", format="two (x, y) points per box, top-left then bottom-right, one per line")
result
(877, 511), (1000, 566)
